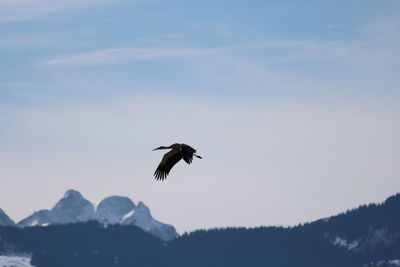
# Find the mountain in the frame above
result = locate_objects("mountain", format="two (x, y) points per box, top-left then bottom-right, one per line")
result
(51, 189), (96, 224)
(17, 189), (177, 241)
(96, 196), (136, 224)
(0, 209), (15, 226)
(0, 222), (164, 267)
(163, 193), (400, 267)
(1, 193), (400, 267)
(306, 192), (400, 257)
(121, 201), (178, 241)
(17, 210), (52, 227)
(18, 190), (95, 227)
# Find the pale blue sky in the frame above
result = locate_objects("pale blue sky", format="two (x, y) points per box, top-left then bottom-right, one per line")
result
(1, 1), (399, 232)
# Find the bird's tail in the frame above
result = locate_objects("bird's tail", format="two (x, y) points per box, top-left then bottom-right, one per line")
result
(194, 154), (202, 159)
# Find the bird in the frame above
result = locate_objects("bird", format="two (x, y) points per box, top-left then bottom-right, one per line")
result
(153, 143), (202, 181)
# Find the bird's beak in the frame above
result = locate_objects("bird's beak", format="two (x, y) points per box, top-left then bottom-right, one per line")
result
(153, 146), (163, 151)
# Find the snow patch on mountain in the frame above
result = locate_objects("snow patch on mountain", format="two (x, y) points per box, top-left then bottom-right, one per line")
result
(122, 201), (178, 241)
(364, 259), (400, 267)
(333, 236), (360, 250)
(390, 260), (400, 266)
(29, 220), (39, 227)
(121, 210), (135, 222)
(329, 227), (398, 252)
(0, 255), (34, 267)
(363, 227), (398, 249)
(17, 210), (52, 228)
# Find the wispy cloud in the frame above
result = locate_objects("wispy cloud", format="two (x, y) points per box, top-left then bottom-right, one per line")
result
(40, 39), (357, 67)
(253, 39), (376, 61)
(0, 0), (139, 22)
(42, 47), (218, 66)
(39, 37), (385, 67)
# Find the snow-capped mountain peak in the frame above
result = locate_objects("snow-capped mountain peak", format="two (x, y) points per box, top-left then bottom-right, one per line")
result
(16, 190), (178, 241)
(62, 189), (82, 200)
(96, 196), (135, 224)
(50, 189), (96, 224)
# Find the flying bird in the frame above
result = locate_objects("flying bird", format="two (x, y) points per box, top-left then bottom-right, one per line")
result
(153, 143), (202, 181)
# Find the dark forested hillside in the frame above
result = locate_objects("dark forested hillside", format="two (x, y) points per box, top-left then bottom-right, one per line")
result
(1, 193), (400, 267)
(0, 222), (163, 267)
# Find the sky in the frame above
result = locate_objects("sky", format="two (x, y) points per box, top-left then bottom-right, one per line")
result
(0, 0), (400, 233)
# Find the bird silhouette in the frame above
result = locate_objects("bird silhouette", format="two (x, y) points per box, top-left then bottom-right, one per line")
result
(153, 143), (202, 181)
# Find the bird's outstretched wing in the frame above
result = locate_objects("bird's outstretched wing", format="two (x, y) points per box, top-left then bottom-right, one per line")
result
(154, 151), (182, 181)
(181, 143), (196, 164)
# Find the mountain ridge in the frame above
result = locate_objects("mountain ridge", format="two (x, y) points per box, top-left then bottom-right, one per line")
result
(15, 189), (177, 241)
(1, 192), (400, 267)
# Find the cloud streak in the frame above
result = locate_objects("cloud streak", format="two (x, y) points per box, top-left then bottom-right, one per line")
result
(40, 36), (386, 67)
(42, 47), (218, 66)
(0, 0), (139, 22)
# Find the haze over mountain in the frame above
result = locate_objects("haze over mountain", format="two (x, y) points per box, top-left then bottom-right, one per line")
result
(15, 189), (177, 241)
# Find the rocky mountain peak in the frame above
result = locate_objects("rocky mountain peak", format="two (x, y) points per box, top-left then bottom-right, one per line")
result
(0, 208), (15, 226)
(96, 196), (136, 224)
(136, 201), (151, 214)
(62, 189), (83, 200)
(50, 189), (95, 224)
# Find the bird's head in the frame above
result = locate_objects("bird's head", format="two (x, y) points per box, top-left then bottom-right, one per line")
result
(153, 143), (181, 151)
(152, 146), (168, 151)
